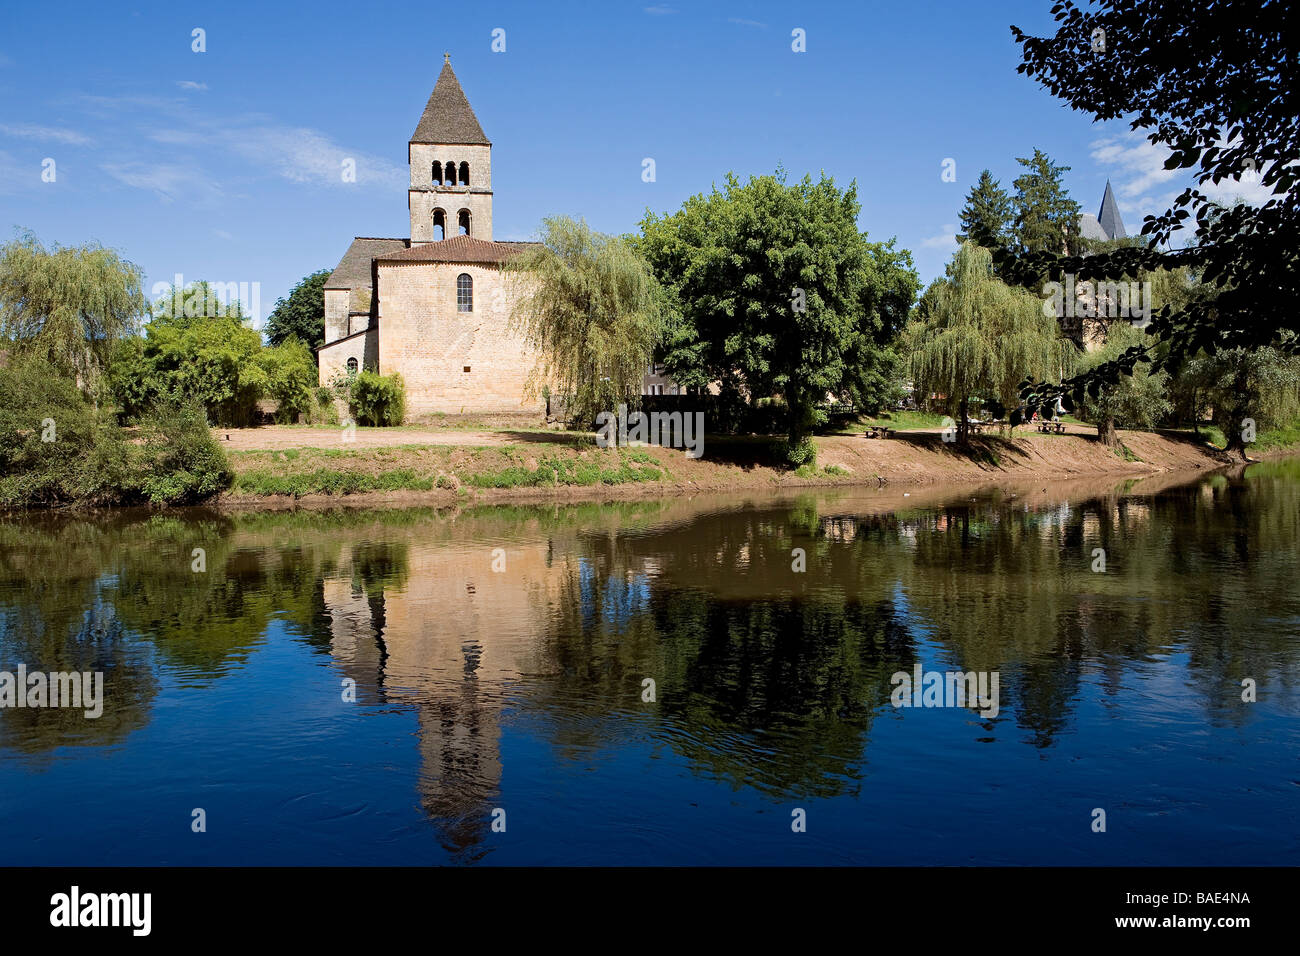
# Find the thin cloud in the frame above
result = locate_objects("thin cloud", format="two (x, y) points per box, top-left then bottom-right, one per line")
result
(0, 123), (93, 146)
(101, 161), (223, 203)
(176, 80), (209, 91)
(643, 5), (677, 14)
(919, 224), (958, 250)
(728, 17), (768, 29)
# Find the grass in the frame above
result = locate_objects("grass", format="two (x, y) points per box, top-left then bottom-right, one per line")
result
(829, 410), (947, 434)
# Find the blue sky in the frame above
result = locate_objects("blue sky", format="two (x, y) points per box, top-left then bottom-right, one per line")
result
(0, 0), (1264, 326)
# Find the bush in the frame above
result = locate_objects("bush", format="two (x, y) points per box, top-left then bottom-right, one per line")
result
(779, 436), (816, 468)
(350, 372), (405, 426)
(0, 356), (231, 508)
(260, 337), (318, 423)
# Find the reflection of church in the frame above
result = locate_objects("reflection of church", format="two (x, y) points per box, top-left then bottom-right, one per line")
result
(321, 534), (570, 857)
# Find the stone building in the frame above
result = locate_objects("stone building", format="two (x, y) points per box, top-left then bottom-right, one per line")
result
(317, 56), (545, 417)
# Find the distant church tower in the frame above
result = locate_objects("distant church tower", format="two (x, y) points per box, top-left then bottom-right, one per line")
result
(408, 55), (493, 244)
(1079, 179), (1127, 242)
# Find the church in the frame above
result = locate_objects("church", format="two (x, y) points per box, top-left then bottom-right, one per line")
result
(316, 56), (545, 416)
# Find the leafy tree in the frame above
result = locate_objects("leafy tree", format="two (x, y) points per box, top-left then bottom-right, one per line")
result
(0, 231), (147, 386)
(1075, 322), (1171, 447)
(1005, 0), (1298, 397)
(1179, 340), (1300, 460)
(1012, 148), (1083, 255)
(504, 216), (667, 428)
(905, 242), (1074, 441)
(111, 282), (316, 427)
(637, 170), (918, 462)
(265, 269), (330, 348)
(957, 170), (1015, 251)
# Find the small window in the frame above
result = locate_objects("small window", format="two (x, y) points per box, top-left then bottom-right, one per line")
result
(458, 209), (471, 236)
(432, 208), (446, 241)
(444, 161), (456, 185)
(457, 273), (473, 312)
(459, 161), (469, 186)
(346, 357), (358, 374)
(463, 366), (471, 373)
(432, 163), (443, 185)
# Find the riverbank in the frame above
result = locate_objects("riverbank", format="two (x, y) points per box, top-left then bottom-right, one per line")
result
(215, 422), (1270, 509)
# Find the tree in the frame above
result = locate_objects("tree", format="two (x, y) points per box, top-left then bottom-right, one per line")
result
(265, 269), (330, 348)
(503, 216), (667, 428)
(0, 231), (147, 386)
(1179, 340), (1300, 460)
(637, 169), (918, 462)
(1005, 0), (1298, 399)
(905, 242), (1074, 442)
(1075, 322), (1171, 447)
(1012, 148), (1083, 255)
(111, 281), (316, 427)
(957, 170), (1015, 251)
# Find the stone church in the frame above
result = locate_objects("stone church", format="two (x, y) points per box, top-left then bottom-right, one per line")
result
(317, 56), (545, 416)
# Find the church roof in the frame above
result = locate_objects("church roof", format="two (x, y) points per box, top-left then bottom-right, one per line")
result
(325, 237), (409, 290)
(1097, 180), (1126, 239)
(410, 59), (490, 146)
(1078, 213), (1109, 241)
(377, 235), (538, 265)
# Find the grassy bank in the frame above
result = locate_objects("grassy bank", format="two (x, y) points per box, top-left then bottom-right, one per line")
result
(212, 421), (1300, 506)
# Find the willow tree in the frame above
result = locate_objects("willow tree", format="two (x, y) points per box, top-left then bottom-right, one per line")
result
(503, 216), (667, 428)
(0, 231), (147, 387)
(906, 242), (1073, 441)
(1076, 322), (1171, 449)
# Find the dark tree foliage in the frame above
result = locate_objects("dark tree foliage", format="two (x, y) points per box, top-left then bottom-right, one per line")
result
(1004, 0), (1297, 405)
(957, 169), (1016, 251)
(265, 269), (330, 348)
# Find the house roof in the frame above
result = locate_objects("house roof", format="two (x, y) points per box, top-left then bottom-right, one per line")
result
(410, 58), (490, 146)
(377, 234), (539, 265)
(325, 237), (410, 290)
(1097, 179), (1126, 240)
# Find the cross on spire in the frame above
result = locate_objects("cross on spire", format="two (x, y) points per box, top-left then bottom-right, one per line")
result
(443, 52), (451, 64)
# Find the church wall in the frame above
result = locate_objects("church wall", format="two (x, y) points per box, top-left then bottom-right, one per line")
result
(324, 289), (350, 344)
(376, 260), (542, 417)
(317, 327), (378, 385)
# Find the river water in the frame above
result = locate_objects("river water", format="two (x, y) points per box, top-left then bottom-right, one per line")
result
(1, 461), (1297, 865)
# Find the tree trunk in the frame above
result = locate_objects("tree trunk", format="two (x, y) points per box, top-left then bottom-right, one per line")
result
(958, 397), (969, 444)
(1097, 417), (1121, 448)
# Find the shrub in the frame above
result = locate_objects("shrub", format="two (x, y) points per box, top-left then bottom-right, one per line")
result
(0, 357), (231, 507)
(779, 436), (816, 468)
(259, 337), (317, 423)
(350, 372), (405, 426)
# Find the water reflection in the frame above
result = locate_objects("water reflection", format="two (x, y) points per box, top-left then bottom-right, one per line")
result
(1, 461), (1298, 863)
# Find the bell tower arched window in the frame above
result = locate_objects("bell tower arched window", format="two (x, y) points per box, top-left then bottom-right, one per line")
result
(457, 273), (473, 313)
(432, 208), (447, 241)
(457, 209), (471, 236)
(458, 162), (469, 186)
(444, 161), (456, 186)
(432, 162), (443, 185)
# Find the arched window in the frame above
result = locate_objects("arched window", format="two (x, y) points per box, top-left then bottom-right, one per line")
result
(432, 162), (443, 185)
(444, 161), (456, 186)
(457, 273), (472, 313)
(457, 209), (471, 236)
(458, 161), (469, 186)
(432, 208), (446, 241)
(346, 357), (358, 374)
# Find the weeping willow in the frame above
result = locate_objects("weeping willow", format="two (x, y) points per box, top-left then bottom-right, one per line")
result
(0, 231), (147, 386)
(503, 216), (667, 428)
(905, 242), (1074, 438)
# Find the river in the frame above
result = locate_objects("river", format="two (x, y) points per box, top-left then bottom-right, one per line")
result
(1, 461), (1297, 865)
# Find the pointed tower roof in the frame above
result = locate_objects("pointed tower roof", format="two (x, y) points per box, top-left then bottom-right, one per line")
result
(410, 55), (490, 146)
(1097, 180), (1126, 240)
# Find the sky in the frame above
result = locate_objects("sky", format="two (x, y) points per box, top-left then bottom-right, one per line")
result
(0, 0), (1270, 327)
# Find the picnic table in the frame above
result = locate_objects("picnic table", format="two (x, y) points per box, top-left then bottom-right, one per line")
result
(864, 425), (896, 439)
(1037, 421), (1067, 434)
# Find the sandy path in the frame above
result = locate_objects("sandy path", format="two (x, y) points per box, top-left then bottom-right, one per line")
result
(213, 426), (513, 451)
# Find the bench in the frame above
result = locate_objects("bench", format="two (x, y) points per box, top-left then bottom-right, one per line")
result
(864, 425), (896, 439)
